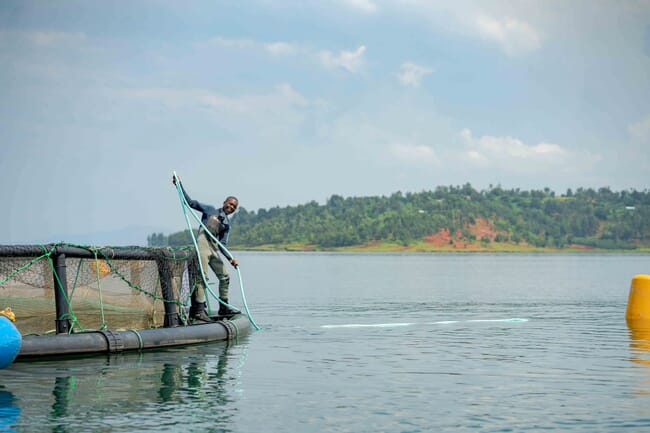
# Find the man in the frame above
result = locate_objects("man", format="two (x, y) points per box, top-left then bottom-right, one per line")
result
(173, 175), (239, 322)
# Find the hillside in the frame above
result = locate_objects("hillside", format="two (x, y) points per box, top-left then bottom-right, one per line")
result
(150, 184), (650, 252)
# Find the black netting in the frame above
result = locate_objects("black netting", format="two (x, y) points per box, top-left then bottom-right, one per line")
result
(0, 243), (201, 335)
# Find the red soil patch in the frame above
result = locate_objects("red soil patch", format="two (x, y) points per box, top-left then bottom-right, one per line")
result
(424, 228), (454, 247)
(424, 218), (499, 249)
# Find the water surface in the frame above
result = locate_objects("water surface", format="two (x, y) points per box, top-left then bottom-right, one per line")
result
(2, 253), (650, 432)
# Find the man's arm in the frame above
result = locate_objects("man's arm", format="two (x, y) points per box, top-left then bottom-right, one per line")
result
(173, 176), (206, 213)
(218, 224), (231, 255)
(218, 225), (238, 267)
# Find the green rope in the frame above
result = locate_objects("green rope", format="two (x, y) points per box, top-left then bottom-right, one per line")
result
(69, 258), (83, 299)
(173, 172), (260, 330)
(174, 174), (246, 313)
(92, 249), (108, 331)
(0, 249), (51, 286)
(38, 244), (83, 334)
(174, 180), (217, 314)
(95, 250), (170, 302)
(0, 241), (209, 333)
(129, 329), (144, 351)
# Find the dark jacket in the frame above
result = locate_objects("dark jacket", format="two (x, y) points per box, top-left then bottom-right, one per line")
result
(180, 184), (232, 255)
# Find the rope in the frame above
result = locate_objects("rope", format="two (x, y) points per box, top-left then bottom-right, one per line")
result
(0, 241), (216, 334)
(173, 171), (260, 330)
(173, 181), (215, 313)
(129, 329), (144, 351)
(234, 266), (258, 330)
(39, 244), (83, 334)
(69, 258), (83, 301)
(0, 246), (53, 286)
(92, 249), (108, 331)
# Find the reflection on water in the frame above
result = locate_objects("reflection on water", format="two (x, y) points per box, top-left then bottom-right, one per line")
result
(50, 376), (73, 433)
(0, 387), (20, 433)
(2, 253), (650, 432)
(627, 320), (650, 400)
(1, 339), (248, 432)
(628, 320), (650, 366)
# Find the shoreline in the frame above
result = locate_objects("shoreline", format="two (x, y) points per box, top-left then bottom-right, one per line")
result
(232, 242), (650, 254)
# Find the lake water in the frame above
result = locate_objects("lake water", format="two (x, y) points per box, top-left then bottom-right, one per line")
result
(2, 252), (650, 432)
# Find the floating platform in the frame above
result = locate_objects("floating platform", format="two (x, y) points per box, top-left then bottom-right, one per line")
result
(16, 313), (251, 360)
(1, 243), (255, 364)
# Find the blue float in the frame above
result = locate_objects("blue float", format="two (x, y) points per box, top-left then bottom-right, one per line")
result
(0, 311), (21, 369)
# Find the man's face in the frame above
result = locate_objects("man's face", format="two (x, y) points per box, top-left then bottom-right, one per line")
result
(223, 198), (239, 215)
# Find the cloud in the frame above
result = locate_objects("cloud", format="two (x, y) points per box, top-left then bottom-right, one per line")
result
(207, 37), (299, 56)
(389, 143), (438, 164)
(397, 62), (433, 87)
(206, 37), (367, 74)
(319, 45), (366, 73)
(474, 14), (543, 55)
(340, 0), (377, 14)
(459, 128), (598, 174)
(207, 37), (255, 49)
(0, 30), (88, 48)
(388, 2), (546, 56)
(122, 83), (311, 117)
(28, 31), (87, 47)
(264, 41), (298, 56)
(628, 114), (650, 143)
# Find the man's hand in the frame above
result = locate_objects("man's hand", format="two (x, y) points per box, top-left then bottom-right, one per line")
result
(230, 258), (239, 268)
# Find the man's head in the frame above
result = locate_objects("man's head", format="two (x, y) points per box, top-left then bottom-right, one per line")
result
(223, 196), (239, 215)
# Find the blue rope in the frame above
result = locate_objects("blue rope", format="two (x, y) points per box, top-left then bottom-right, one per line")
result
(173, 171), (260, 330)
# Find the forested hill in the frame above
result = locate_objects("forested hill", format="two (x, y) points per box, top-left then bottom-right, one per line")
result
(149, 185), (650, 251)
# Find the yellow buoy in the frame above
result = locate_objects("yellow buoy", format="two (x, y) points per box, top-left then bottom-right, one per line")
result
(89, 259), (111, 278)
(0, 307), (15, 322)
(626, 275), (650, 323)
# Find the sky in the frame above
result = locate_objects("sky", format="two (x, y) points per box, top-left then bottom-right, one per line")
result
(1, 0), (649, 245)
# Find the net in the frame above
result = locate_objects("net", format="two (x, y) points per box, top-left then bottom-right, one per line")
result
(0, 243), (201, 335)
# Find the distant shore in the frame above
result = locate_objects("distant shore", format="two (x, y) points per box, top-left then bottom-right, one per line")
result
(233, 242), (650, 253)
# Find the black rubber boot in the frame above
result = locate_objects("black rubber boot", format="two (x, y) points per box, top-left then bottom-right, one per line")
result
(218, 300), (240, 318)
(191, 302), (212, 323)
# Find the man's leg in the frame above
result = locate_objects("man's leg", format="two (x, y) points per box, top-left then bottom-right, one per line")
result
(191, 233), (213, 322)
(208, 254), (238, 316)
